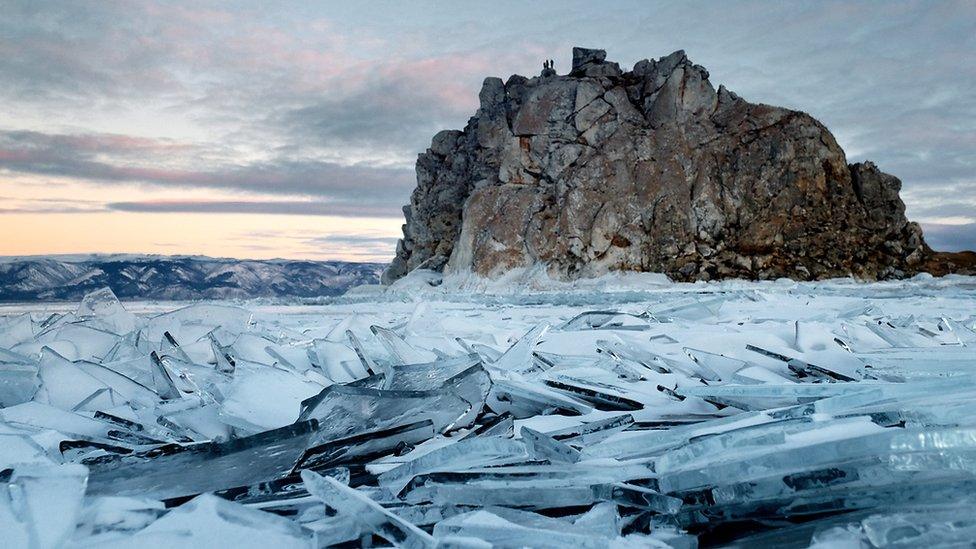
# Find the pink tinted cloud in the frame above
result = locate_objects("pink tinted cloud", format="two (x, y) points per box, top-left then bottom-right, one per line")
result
(126, 2), (541, 113)
(0, 149), (34, 162)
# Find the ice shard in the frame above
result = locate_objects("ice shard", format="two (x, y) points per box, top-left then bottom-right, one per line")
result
(84, 419), (321, 500)
(35, 347), (117, 411)
(76, 287), (138, 335)
(371, 325), (439, 365)
(405, 480), (679, 514)
(135, 493), (313, 547)
(378, 437), (529, 496)
(520, 426), (580, 463)
(0, 313), (35, 349)
(7, 464), (89, 549)
(300, 361), (489, 440)
(294, 420), (436, 473)
(491, 323), (549, 376)
(434, 509), (612, 549)
(308, 338), (369, 382)
(301, 469), (436, 548)
(148, 351), (183, 400)
(0, 362), (39, 407)
(219, 359), (322, 432)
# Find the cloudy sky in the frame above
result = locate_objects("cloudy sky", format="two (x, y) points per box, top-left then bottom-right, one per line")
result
(1, 0), (974, 261)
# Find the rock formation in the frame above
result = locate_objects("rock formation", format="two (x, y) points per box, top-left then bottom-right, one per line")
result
(383, 47), (971, 283)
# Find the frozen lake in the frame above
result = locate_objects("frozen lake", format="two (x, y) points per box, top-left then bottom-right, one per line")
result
(2, 273), (975, 547)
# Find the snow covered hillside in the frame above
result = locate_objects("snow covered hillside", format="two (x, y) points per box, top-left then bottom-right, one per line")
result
(0, 255), (384, 301)
(1, 275), (975, 546)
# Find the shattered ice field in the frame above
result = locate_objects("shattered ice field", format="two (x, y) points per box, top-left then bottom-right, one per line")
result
(1, 272), (976, 548)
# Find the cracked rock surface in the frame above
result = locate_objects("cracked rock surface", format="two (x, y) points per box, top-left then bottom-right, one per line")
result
(384, 47), (966, 283)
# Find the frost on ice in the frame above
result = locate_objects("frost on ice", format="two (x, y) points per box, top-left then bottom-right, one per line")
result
(1, 275), (976, 547)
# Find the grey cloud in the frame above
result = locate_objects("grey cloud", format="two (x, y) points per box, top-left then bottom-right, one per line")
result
(308, 235), (399, 247)
(921, 223), (976, 252)
(239, 230), (398, 261)
(307, 234), (399, 259)
(107, 200), (401, 218)
(901, 179), (976, 222)
(0, 206), (101, 214)
(266, 54), (507, 161)
(0, 129), (415, 207)
(242, 2), (976, 216)
(274, 88), (463, 163)
(1, 0), (973, 227)
(0, 194), (105, 214)
(0, 1), (186, 103)
(906, 200), (976, 222)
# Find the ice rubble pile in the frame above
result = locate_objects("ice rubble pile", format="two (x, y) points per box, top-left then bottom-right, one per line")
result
(1, 284), (975, 547)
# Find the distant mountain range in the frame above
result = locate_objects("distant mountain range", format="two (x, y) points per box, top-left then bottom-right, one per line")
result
(0, 255), (385, 301)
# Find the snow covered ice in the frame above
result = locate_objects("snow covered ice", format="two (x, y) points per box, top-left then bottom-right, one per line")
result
(1, 272), (976, 547)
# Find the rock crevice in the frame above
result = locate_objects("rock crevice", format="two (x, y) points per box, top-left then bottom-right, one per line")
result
(383, 47), (962, 283)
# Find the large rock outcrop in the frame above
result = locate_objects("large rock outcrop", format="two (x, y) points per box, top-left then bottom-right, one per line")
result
(383, 48), (960, 283)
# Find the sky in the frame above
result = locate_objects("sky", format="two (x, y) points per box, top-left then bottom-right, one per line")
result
(1, 0), (974, 262)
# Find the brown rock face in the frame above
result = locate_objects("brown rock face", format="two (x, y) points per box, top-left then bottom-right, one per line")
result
(383, 48), (960, 284)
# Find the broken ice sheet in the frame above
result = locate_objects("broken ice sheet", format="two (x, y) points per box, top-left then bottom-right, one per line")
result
(4, 464), (89, 549)
(0, 401), (159, 450)
(405, 480), (680, 514)
(308, 338), (369, 382)
(299, 382), (466, 439)
(858, 504), (976, 547)
(486, 377), (593, 418)
(299, 362), (489, 441)
(542, 376), (646, 412)
(71, 495), (166, 543)
(126, 493), (314, 547)
(157, 399), (233, 442)
(581, 411), (778, 461)
(34, 347), (119, 411)
(294, 419), (436, 473)
(371, 324), (439, 364)
(490, 323), (549, 376)
(84, 419), (321, 500)
(0, 361), (40, 407)
(0, 433), (55, 469)
(558, 311), (649, 331)
(654, 421), (968, 496)
(160, 331), (195, 363)
(545, 414), (635, 447)
(301, 469), (435, 548)
(745, 343), (865, 382)
(75, 287), (138, 335)
(0, 313), (35, 349)
(74, 359), (158, 408)
(521, 426), (580, 463)
(596, 338), (693, 377)
(381, 353), (482, 391)
(682, 347), (746, 381)
(219, 359), (323, 432)
(2, 271), (976, 547)
(142, 304), (253, 351)
(377, 437), (530, 495)
(434, 508), (614, 549)
(647, 295), (727, 321)
(38, 323), (123, 363)
(399, 460), (655, 497)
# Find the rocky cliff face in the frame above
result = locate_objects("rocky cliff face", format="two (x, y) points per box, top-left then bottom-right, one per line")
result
(383, 48), (948, 283)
